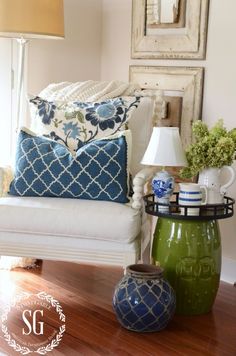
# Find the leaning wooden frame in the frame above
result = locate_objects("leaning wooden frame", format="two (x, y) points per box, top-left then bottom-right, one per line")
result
(129, 65), (204, 182)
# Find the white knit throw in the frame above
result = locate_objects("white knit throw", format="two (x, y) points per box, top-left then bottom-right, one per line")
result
(39, 80), (140, 102)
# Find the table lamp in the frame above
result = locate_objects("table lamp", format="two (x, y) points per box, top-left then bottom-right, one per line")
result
(0, 0), (64, 130)
(141, 127), (187, 211)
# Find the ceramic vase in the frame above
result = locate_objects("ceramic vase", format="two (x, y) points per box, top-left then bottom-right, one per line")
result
(198, 166), (235, 204)
(113, 264), (176, 332)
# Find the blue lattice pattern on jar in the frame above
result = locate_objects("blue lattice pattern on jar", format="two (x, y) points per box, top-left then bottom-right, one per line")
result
(113, 274), (176, 332)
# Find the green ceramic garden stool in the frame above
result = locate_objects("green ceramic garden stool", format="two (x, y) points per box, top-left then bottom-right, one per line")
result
(144, 193), (235, 316)
(152, 218), (221, 315)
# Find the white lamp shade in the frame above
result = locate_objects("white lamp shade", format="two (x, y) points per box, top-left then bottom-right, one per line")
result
(0, 0), (64, 39)
(141, 127), (187, 167)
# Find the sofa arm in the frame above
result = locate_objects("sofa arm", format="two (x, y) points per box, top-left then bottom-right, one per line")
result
(132, 167), (156, 209)
(0, 166), (14, 197)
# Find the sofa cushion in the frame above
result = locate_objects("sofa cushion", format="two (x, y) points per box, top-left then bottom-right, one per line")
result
(0, 196), (141, 243)
(29, 96), (140, 152)
(9, 128), (131, 203)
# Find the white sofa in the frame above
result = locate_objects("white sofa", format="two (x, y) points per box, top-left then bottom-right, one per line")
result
(0, 95), (157, 267)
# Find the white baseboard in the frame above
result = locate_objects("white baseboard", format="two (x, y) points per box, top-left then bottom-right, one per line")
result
(221, 257), (236, 284)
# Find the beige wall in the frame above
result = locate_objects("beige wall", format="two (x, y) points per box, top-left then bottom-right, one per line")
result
(101, 0), (236, 263)
(28, 0), (102, 94)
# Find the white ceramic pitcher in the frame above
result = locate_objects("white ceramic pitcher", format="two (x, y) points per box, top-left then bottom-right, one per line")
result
(198, 166), (236, 204)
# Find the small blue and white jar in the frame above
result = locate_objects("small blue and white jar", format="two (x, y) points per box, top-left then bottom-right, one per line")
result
(113, 264), (176, 332)
(152, 170), (174, 212)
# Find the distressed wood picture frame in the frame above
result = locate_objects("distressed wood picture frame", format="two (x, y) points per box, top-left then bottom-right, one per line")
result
(131, 0), (209, 59)
(129, 65), (204, 148)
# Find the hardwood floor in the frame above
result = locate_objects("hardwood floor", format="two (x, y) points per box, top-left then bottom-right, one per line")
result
(0, 261), (235, 356)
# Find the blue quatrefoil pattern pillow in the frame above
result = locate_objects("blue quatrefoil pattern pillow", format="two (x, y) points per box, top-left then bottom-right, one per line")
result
(9, 128), (131, 203)
(29, 96), (140, 152)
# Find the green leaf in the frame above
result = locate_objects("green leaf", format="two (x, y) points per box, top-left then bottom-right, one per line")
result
(52, 119), (58, 127)
(76, 111), (85, 123)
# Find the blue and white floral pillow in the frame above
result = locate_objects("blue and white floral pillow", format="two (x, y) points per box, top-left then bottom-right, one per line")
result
(29, 96), (140, 152)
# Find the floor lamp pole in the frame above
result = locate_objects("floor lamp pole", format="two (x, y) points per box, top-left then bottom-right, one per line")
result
(15, 38), (28, 132)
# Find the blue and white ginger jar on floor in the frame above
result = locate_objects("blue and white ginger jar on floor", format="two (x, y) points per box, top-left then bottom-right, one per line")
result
(113, 264), (176, 332)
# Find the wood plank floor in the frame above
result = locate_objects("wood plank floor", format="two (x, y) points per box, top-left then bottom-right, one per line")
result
(0, 261), (235, 356)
